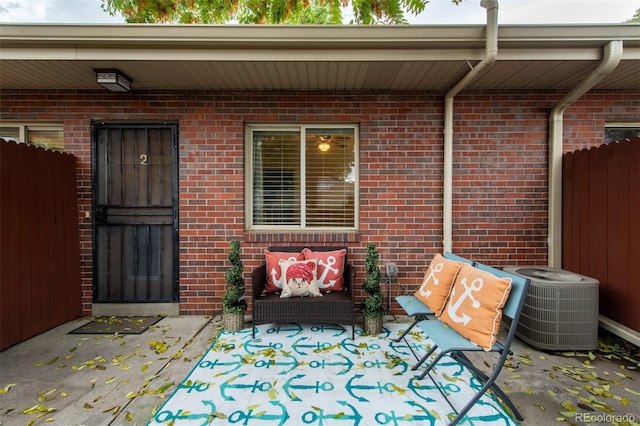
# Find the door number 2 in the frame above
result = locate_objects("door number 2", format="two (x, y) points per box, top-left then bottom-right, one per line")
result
(140, 154), (148, 165)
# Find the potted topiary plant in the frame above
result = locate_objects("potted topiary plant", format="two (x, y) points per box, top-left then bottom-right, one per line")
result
(222, 239), (247, 332)
(361, 242), (385, 335)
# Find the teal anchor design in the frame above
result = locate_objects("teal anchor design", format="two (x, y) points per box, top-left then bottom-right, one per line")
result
(250, 352), (299, 375)
(309, 353), (354, 375)
(310, 324), (347, 337)
(388, 338), (430, 358)
(355, 325), (391, 339)
(154, 400), (218, 425)
(243, 339), (284, 354)
(228, 400), (290, 425)
(345, 374), (404, 402)
(282, 374), (334, 400)
(435, 359), (466, 377)
(292, 337), (336, 355)
(198, 354), (245, 375)
(301, 400), (363, 425)
(341, 338), (381, 355)
(412, 376), (462, 395)
(220, 373), (274, 401)
(362, 357), (409, 374)
(391, 338), (427, 358)
(469, 374), (484, 390)
(210, 340), (237, 352)
(223, 327), (253, 337)
(266, 323), (303, 337)
(176, 379), (211, 393)
(375, 400), (436, 425)
(406, 378), (440, 402)
(462, 399), (515, 425)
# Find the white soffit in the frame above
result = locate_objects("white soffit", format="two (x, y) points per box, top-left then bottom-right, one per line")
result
(0, 24), (638, 91)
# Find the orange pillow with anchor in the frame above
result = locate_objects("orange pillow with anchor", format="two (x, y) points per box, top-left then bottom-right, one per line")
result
(413, 253), (464, 316)
(439, 263), (512, 351)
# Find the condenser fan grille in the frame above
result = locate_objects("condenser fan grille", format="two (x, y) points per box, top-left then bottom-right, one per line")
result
(504, 267), (599, 351)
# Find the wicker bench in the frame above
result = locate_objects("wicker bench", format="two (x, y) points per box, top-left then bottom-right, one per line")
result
(251, 246), (356, 339)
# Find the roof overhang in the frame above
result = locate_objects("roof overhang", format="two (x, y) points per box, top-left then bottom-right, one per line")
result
(0, 24), (639, 91)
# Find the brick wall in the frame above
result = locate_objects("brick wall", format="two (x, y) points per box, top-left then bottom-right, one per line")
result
(1, 88), (637, 315)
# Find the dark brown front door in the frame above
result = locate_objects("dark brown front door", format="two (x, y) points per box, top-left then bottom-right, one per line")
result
(92, 122), (178, 303)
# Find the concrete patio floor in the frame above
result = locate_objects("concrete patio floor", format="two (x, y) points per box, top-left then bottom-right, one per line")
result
(0, 315), (638, 426)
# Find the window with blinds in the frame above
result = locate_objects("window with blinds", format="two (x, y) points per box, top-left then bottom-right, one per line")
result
(247, 125), (358, 230)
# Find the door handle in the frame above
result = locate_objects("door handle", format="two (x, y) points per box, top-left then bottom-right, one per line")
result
(95, 206), (107, 225)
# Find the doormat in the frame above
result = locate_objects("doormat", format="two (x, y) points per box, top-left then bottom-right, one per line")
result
(148, 321), (518, 425)
(68, 316), (164, 335)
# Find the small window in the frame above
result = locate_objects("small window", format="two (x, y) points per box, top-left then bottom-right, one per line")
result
(605, 123), (640, 144)
(246, 124), (358, 231)
(0, 123), (64, 151)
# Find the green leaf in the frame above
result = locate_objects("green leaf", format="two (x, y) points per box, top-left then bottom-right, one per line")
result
(625, 387), (640, 396)
(560, 400), (576, 412)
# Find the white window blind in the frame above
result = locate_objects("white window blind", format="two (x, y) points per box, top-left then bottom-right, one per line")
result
(248, 125), (357, 230)
(252, 130), (301, 226)
(305, 128), (355, 228)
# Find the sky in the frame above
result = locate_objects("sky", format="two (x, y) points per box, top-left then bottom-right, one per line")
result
(0, 0), (637, 24)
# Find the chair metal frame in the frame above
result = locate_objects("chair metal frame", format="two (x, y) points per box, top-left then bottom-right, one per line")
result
(409, 262), (530, 425)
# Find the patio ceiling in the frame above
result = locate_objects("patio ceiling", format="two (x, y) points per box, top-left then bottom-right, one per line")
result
(0, 24), (639, 91)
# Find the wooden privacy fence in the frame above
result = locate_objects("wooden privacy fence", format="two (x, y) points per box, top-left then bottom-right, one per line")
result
(563, 137), (640, 333)
(0, 140), (82, 350)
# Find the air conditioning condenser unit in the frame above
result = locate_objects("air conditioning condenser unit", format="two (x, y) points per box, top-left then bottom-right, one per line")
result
(503, 266), (599, 351)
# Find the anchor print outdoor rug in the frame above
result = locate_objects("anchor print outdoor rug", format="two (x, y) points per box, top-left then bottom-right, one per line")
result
(148, 321), (518, 425)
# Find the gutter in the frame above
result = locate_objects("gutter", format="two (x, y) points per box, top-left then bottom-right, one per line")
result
(547, 40), (623, 267)
(443, 0), (499, 253)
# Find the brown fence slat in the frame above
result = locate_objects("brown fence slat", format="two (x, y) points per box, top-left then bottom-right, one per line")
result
(17, 145), (35, 341)
(612, 140), (631, 327)
(62, 152), (82, 319)
(562, 152), (575, 269)
(628, 139), (640, 330)
(605, 141), (620, 321)
(563, 137), (640, 332)
(1, 142), (23, 349)
(589, 144), (609, 311)
(0, 140), (82, 350)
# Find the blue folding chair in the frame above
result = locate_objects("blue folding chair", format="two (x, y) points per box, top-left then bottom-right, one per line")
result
(393, 252), (474, 343)
(411, 262), (530, 425)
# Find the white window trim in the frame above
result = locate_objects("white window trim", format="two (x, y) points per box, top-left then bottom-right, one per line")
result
(605, 122), (640, 128)
(245, 123), (360, 232)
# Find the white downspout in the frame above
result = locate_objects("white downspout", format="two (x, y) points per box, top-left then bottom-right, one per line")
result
(443, 0), (498, 253)
(547, 40), (623, 267)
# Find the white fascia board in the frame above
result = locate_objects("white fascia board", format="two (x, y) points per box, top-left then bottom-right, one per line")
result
(1, 46), (611, 62)
(622, 46), (640, 60)
(0, 46), (488, 62)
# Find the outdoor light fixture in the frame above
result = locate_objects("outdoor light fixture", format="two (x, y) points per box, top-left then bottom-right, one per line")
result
(95, 69), (132, 92)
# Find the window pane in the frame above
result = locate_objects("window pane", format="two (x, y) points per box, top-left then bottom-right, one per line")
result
(27, 128), (64, 151)
(305, 129), (355, 227)
(605, 127), (640, 143)
(252, 131), (301, 226)
(0, 126), (20, 142)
